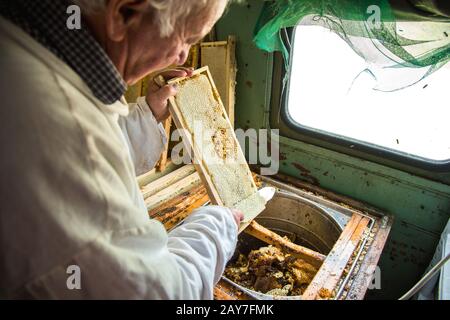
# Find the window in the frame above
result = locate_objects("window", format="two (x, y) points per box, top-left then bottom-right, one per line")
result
(287, 25), (450, 161)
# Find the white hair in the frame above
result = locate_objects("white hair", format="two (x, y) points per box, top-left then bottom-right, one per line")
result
(72, 0), (231, 37)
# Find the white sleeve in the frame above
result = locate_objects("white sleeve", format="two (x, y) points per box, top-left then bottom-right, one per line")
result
(167, 206), (239, 295)
(24, 206), (238, 300)
(118, 97), (168, 176)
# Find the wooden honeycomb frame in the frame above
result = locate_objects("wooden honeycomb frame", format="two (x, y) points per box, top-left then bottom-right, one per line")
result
(166, 67), (267, 226)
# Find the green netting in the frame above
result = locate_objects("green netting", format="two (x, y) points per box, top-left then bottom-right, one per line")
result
(253, 0), (449, 90)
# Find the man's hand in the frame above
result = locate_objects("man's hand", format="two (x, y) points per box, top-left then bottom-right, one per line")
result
(146, 67), (194, 123)
(230, 209), (244, 229)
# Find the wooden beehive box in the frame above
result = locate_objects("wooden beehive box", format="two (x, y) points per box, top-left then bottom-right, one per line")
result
(142, 167), (393, 300)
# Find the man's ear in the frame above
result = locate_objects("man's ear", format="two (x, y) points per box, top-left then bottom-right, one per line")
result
(105, 0), (150, 42)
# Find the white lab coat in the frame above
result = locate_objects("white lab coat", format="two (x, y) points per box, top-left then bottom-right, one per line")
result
(0, 17), (238, 299)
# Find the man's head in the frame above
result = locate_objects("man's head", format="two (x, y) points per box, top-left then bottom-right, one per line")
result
(73, 0), (230, 85)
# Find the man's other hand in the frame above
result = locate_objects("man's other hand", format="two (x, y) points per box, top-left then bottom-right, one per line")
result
(146, 67), (194, 123)
(230, 209), (244, 229)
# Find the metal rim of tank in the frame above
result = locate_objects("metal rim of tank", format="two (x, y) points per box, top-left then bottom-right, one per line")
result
(255, 190), (343, 254)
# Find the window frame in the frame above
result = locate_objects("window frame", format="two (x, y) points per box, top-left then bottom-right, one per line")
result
(270, 26), (450, 175)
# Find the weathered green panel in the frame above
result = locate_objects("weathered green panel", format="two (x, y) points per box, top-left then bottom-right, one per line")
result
(278, 138), (450, 299)
(217, 0), (271, 131)
(216, 0), (450, 299)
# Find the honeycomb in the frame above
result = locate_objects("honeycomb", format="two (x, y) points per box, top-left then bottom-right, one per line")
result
(174, 73), (265, 216)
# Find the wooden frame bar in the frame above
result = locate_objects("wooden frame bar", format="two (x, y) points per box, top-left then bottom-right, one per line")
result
(245, 220), (326, 268)
(302, 213), (370, 300)
(144, 172), (201, 210)
(141, 165), (196, 199)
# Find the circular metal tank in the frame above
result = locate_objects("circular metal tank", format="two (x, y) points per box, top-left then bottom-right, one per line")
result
(226, 191), (344, 299)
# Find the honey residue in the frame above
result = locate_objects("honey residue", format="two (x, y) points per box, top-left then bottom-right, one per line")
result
(225, 245), (318, 296)
(211, 127), (237, 160)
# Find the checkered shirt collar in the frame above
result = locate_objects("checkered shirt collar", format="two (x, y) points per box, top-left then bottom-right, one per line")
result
(0, 0), (127, 105)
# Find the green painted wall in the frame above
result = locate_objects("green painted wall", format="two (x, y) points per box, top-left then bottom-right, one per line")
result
(216, 0), (450, 299)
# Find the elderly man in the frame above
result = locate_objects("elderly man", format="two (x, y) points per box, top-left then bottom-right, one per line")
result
(0, 0), (243, 299)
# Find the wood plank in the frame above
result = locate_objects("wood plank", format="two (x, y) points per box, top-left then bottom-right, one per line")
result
(244, 221), (326, 268)
(148, 183), (209, 230)
(185, 44), (200, 69)
(137, 160), (178, 187)
(144, 172), (201, 210)
(158, 189), (207, 224)
(162, 193), (210, 230)
(302, 214), (366, 300)
(201, 42), (228, 116)
(213, 287), (235, 300)
(155, 116), (173, 172)
(214, 280), (253, 300)
(149, 184), (206, 219)
(345, 215), (393, 300)
(225, 35), (236, 127)
(141, 165), (196, 199)
(320, 217), (370, 294)
(201, 37), (237, 126)
(202, 40), (228, 47)
(137, 167), (156, 187)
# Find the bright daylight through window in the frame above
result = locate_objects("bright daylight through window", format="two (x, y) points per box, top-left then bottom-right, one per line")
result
(287, 24), (450, 161)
